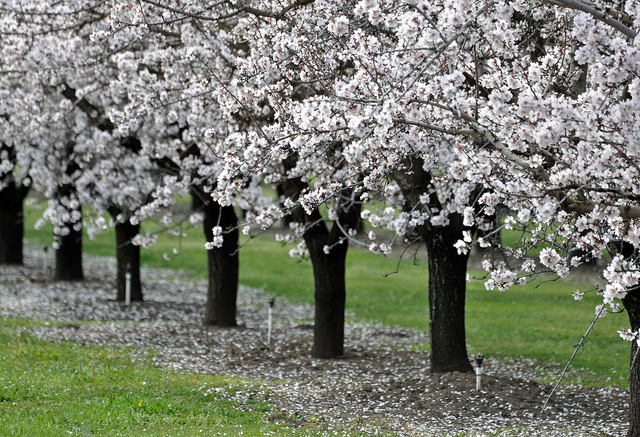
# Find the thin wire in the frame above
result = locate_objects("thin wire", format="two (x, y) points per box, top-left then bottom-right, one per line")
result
(540, 304), (605, 414)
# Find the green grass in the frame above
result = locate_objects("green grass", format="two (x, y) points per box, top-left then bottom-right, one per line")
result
(218, 236), (629, 389)
(22, 201), (631, 389)
(465, 275), (628, 388)
(0, 318), (328, 436)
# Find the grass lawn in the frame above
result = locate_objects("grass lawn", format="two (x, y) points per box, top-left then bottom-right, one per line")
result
(0, 318), (338, 436)
(21, 201), (630, 391)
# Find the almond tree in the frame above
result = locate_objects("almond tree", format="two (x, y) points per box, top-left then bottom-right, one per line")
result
(0, 53), (83, 274)
(202, 0), (486, 370)
(0, 0), (168, 296)
(438, 3), (640, 434)
(105, 1), (367, 354)
(98, 5), (250, 324)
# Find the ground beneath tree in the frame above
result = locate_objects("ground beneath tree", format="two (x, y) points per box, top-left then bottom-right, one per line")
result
(0, 248), (629, 436)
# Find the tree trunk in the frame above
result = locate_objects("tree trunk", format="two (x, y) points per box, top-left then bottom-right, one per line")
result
(0, 144), (28, 265)
(54, 175), (84, 281)
(55, 221), (84, 281)
(115, 221), (142, 302)
(395, 157), (474, 374)
(0, 182), (24, 265)
(278, 156), (360, 358)
(423, 214), (474, 374)
(197, 190), (239, 327)
(307, 238), (348, 358)
(624, 289), (640, 437)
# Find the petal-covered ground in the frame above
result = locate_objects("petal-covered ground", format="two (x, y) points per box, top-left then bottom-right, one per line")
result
(0, 248), (628, 436)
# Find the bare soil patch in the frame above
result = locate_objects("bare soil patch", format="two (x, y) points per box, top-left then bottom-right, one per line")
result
(0, 248), (628, 436)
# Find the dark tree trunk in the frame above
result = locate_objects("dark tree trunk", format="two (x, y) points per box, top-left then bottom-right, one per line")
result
(114, 221), (142, 301)
(395, 157), (474, 374)
(195, 189), (239, 327)
(423, 214), (474, 374)
(307, 238), (348, 358)
(0, 143), (28, 265)
(279, 157), (361, 358)
(192, 191), (204, 212)
(54, 162), (84, 281)
(55, 221), (84, 281)
(0, 182), (25, 265)
(623, 289), (640, 437)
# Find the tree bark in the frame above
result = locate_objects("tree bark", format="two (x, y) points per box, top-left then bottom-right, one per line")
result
(0, 143), (29, 265)
(55, 219), (84, 281)
(307, 237), (348, 358)
(395, 157), (474, 374)
(423, 214), (474, 374)
(0, 181), (25, 265)
(114, 221), (142, 301)
(54, 160), (84, 281)
(280, 157), (361, 358)
(195, 189), (240, 327)
(624, 289), (640, 437)
(279, 158), (361, 358)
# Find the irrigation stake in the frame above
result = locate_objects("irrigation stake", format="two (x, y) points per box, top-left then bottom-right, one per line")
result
(125, 263), (132, 306)
(475, 353), (484, 391)
(42, 245), (48, 276)
(541, 304), (605, 414)
(267, 297), (275, 345)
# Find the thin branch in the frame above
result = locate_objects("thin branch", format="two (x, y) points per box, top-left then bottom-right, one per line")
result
(543, 0), (637, 38)
(562, 200), (640, 219)
(141, 0), (314, 21)
(393, 118), (478, 136)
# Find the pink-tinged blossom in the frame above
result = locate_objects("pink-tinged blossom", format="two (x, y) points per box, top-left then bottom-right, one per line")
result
(462, 206), (475, 227)
(462, 230), (472, 243)
(454, 240), (469, 255)
(619, 329), (639, 342)
(497, 215), (513, 231)
(328, 16), (349, 36)
(595, 304), (607, 318)
(539, 248), (562, 269)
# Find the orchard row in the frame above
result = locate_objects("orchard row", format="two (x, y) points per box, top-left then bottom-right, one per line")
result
(1, 1), (639, 433)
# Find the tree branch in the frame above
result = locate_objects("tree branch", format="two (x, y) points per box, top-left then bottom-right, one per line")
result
(543, 0), (637, 38)
(393, 118), (478, 136)
(141, 0), (314, 21)
(60, 83), (115, 132)
(562, 199), (640, 218)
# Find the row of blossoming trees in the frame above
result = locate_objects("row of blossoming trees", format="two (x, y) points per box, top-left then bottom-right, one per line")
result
(1, 0), (640, 433)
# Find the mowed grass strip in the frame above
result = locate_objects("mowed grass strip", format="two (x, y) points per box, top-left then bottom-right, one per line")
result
(0, 318), (329, 437)
(23, 203), (630, 389)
